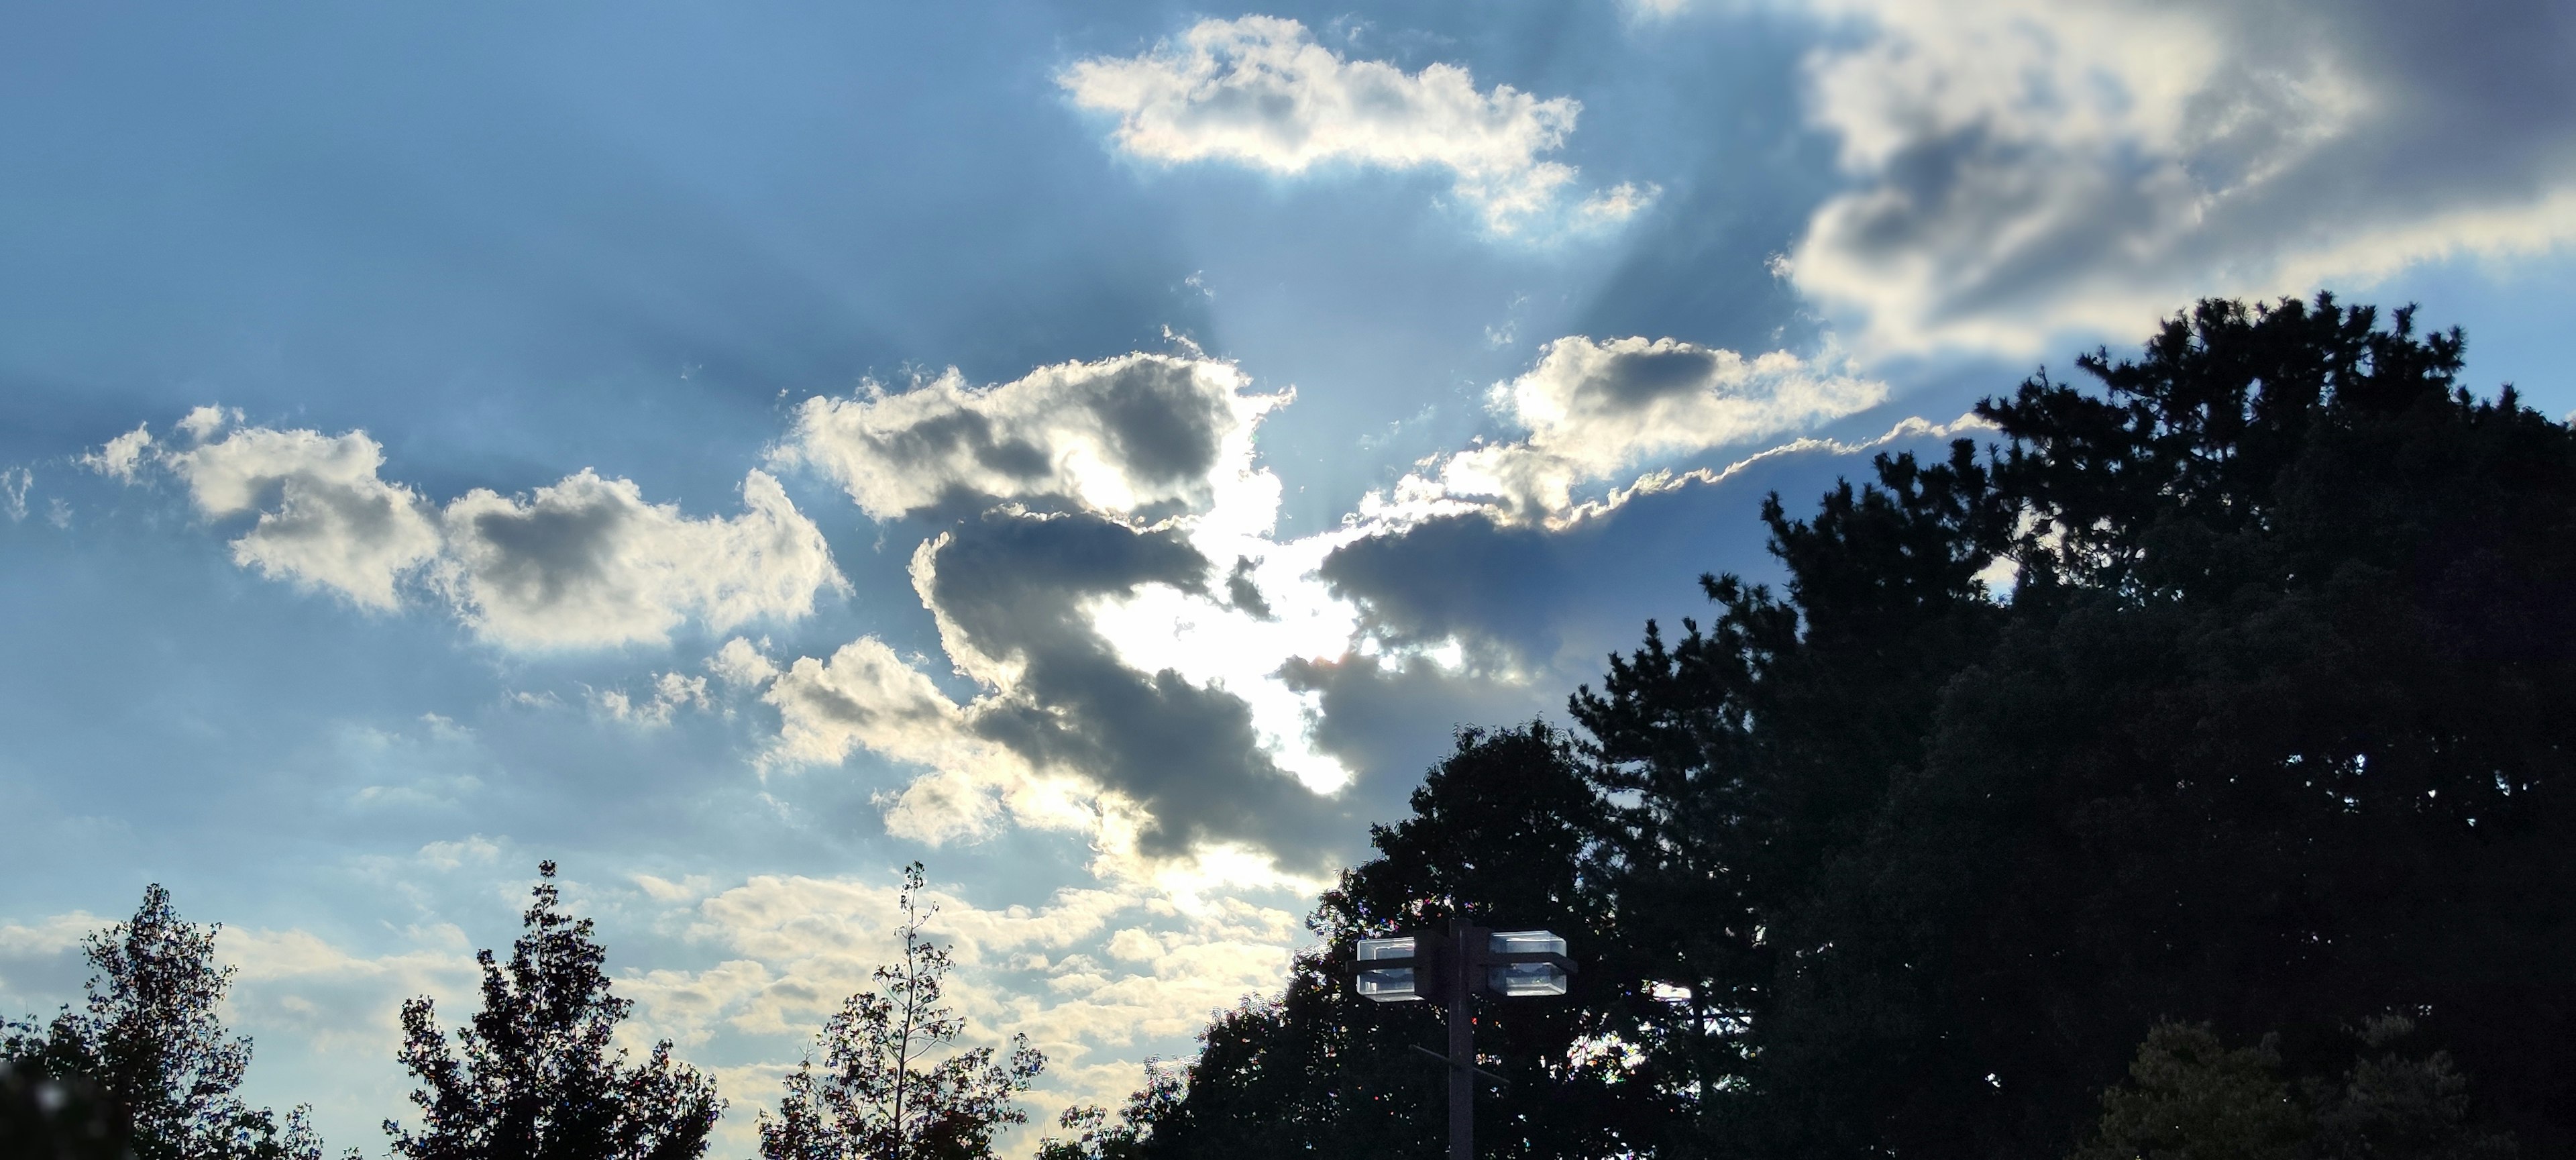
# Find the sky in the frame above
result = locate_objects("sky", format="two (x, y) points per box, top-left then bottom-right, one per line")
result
(3, 0), (2572, 1154)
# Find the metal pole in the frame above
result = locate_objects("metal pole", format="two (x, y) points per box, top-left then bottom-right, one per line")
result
(1448, 920), (1474, 1160)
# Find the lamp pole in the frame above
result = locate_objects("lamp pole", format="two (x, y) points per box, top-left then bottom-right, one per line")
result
(1352, 920), (1573, 1160)
(1446, 920), (1474, 1160)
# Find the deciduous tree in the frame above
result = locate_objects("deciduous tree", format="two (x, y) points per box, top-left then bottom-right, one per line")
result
(757, 863), (1043, 1160)
(387, 861), (720, 1160)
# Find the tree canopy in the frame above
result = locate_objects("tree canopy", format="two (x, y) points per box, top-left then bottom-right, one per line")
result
(2, 884), (321, 1160)
(1108, 295), (2573, 1158)
(388, 861), (722, 1160)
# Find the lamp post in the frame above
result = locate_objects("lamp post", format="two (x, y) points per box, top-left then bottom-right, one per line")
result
(1351, 919), (1574, 1160)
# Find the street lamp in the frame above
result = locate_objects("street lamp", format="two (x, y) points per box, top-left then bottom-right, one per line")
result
(1350, 920), (1575, 1160)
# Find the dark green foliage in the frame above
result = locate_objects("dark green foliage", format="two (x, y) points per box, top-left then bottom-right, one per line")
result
(387, 862), (721, 1160)
(2074, 1018), (2514, 1160)
(1125, 294), (2569, 1158)
(758, 863), (1044, 1160)
(1, 886), (323, 1160)
(1122, 723), (1674, 1159)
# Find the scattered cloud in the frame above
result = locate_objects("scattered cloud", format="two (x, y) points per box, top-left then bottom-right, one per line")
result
(1781, 0), (2576, 354)
(1061, 15), (1654, 235)
(3, 467), (31, 522)
(1366, 336), (1886, 525)
(87, 412), (845, 647)
(597, 672), (712, 727)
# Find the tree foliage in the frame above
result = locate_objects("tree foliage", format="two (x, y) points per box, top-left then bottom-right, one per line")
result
(1, 885), (322, 1160)
(2074, 1018), (2515, 1160)
(1108, 723), (1672, 1159)
(758, 862), (1044, 1160)
(1123, 295), (2569, 1157)
(388, 861), (721, 1160)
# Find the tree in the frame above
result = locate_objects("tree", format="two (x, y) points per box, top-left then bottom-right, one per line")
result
(1032, 1063), (1181, 1160)
(387, 861), (721, 1160)
(1, 885), (323, 1160)
(2074, 1018), (2514, 1160)
(1115, 294), (2568, 1157)
(757, 862), (1044, 1160)
(1116, 724), (1673, 1159)
(1576, 295), (2571, 1157)
(2072, 1024), (2309, 1160)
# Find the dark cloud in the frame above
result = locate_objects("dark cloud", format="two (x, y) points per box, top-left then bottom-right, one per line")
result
(1786, 0), (2576, 352)
(461, 492), (628, 613)
(1324, 421), (1975, 668)
(786, 354), (1267, 523)
(920, 511), (1348, 865)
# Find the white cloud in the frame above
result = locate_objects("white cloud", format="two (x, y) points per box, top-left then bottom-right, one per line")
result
(164, 423), (443, 611)
(598, 672), (712, 727)
(441, 468), (844, 650)
(1371, 335), (1886, 525)
(91, 411), (845, 647)
(1061, 15), (1654, 235)
(780, 353), (1279, 524)
(2, 467), (30, 522)
(80, 424), (155, 482)
(1780, 0), (2576, 354)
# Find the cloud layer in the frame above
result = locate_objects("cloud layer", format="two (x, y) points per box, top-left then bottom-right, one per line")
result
(94, 409), (845, 649)
(1061, 15), (1653, 235)
(1782, 0), (2576, 354)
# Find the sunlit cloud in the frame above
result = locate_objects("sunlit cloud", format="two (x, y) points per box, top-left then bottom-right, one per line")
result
(1061, 15), (1656, 236)
(1362, 336), (1886, 527)
(87, 410), (847, 647)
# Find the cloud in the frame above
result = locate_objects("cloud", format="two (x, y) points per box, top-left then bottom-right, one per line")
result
(89, 411), (845, 647)
(1780, 0), (2576, 354)
(1326, 413), (1996, 660)
(780, 354), (1279, 523)
(164, 423), (443, 611)
(441, 468), (843, 649)
(3, 467), (31, 522)
(1367, 336), (1886, 525)
(1061, 15), (1655, 235)
(597, 672), (712, 727)
(914, 513), (1350, 864)
(79, 425), (155, 482)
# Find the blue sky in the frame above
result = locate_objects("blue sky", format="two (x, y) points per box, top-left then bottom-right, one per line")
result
(4, 1), (2572, 1153)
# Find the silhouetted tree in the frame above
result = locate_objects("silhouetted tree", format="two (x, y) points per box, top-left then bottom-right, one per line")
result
(757, 862), (1043, 1160)
(1, 885), (322, 1160)
(1124, 293), (2570, 1159)
(1577, 295), (2572, 1157)
(1122, 723), (1672, 1159)
(1033, 1064), (1181, 1160)
(387, 861), (720, 1160)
